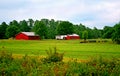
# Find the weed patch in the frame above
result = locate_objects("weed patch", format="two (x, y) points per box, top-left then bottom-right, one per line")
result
(42, 47), (64, 63)
(0, 50), (120, 76)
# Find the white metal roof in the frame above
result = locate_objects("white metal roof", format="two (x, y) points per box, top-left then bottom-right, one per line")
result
(68, 34), (79, 36)
(22, 32), (38, 36)
(56, 34), (79, 36)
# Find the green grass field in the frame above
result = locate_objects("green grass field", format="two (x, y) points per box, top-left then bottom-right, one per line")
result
(0, 39), (120, 60)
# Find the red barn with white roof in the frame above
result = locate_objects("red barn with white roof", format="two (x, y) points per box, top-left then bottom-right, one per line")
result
(56, 34), (80, 40)
(15, 32), (40, 40)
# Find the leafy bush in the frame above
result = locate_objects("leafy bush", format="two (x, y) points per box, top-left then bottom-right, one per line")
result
(42, 47), (64, 63)
(0, 51), (13, 64)
(87, 57), (120, 76)
(0, 51), (41, 76)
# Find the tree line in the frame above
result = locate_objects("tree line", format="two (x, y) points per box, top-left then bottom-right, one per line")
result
(0, 18), (120, 43)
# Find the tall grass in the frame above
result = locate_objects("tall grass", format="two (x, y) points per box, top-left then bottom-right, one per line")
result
(42, 47), (64, 63)
(0, 50), (120, 76)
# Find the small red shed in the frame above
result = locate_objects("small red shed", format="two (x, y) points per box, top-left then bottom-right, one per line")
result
(15, 32), (40, 40)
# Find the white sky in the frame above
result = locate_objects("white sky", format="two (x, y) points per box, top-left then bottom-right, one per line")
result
(0, 0), (120, 29)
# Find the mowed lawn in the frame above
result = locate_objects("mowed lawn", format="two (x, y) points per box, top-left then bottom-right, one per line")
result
(0, 39), (120, 59)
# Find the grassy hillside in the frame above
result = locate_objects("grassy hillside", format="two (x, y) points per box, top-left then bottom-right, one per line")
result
(0, 39), (120, 59)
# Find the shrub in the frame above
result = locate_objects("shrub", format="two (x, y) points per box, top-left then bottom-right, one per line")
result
(64, 56), (120, 76)
(0, 51), (41, 76)
(0, 50), (13, 64)
(85, 56), (120, 76)
(0, 50), (120, 76)
(42, 47), (64, 63)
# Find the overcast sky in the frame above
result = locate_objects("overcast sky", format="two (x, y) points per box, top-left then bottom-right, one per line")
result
(0, 0), (120, 29)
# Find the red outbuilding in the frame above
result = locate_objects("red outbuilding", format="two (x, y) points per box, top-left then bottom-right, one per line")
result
(15, 32), (40, 40)
(65, 34), (80, 40)
(56, 34), (80, 40)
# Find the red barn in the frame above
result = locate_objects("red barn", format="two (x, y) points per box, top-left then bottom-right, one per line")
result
(65, 34), (80, 40)
(56, 34), (80, 40)
(15, 32), (40, 40)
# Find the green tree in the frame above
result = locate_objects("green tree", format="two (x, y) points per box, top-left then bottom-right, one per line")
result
(74, 24), (86, 37)
(41, 19), (49, 26)
(28, 19), (34, 29)
(0, 22), (8, 39)
(82, 30), (88, 41)
(47, 19), (57, 39)
(12, 20), (19, 27)
(33, 20), (47, 39)
(19, 20), (30, 32)
(57, 21), (74, 35)
(92, 27), (102, 39)
(40, 19), (50, 39)
(6, 25), (20, 38)
(103, 26), (114, 38)
(86, 27), (93, 39)
(112, 22), (120, 44)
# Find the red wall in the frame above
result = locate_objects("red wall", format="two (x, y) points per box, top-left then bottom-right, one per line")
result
(70, 36), (80, 39)
(15, 33), (40, 40)
(65, 35), (80, 40)
(15, 33), (29, 40)
(28, 36), (40, 40)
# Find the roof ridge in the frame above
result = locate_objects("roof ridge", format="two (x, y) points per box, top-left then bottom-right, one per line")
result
(21, 32), (39, 36)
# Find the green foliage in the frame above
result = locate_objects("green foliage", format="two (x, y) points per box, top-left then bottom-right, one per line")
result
(92, 27), (102, 39)
(66, 56), (120, 76)
(0, 18), (120, 40)
(57, 21), (74, 35)
(86, 56), (120, 76)
(0, 51), (13, 64)
(86, 27), (93, 39)
(42, 47), (64, 63)
(74, 25), (102, 39)
(0, 51), (40, 76)
(5, 25), (20, 38)
(103, 26), (114, 38)
(0, 22), (8, 39)
(11, 20), (20, 27)
(28, 19), (34, 29)
(82, 30), (88, 41)
(47, 19), (57, 39)
(0, 50), (120, 76)
(74, 24), (86, 38)
(112, 22), (120, 44)
(33, 20), (47, 39)
(19, 20), (30, 32)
